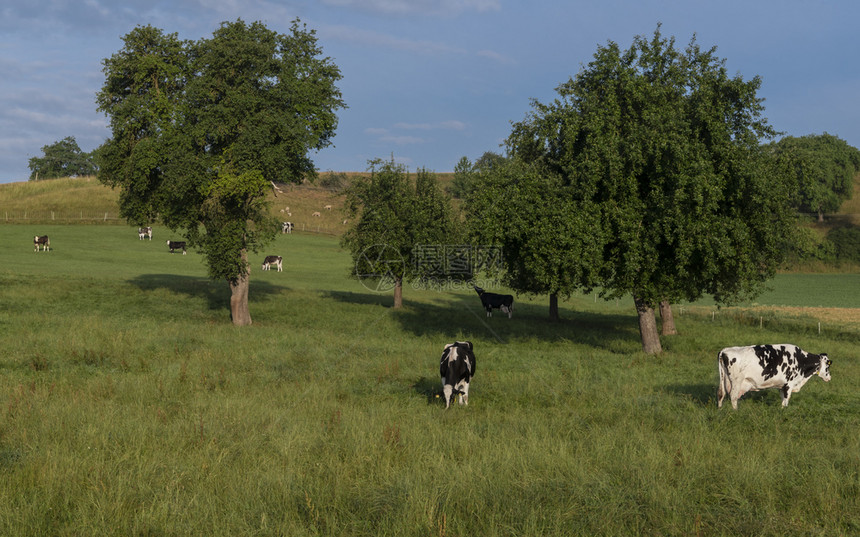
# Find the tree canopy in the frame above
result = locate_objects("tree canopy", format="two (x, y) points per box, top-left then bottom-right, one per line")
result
(769, 133), (860, 221)
(28, 136), (97, 180)
(479, 26), (795, 352)
(342, 158), (458, 308)
(96, 19), (345, 325)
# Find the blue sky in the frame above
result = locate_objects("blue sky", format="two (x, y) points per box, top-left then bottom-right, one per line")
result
(1, 0), (858, 183)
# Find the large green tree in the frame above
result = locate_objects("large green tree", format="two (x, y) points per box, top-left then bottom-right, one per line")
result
(28, 136), (97, 180)
(499, 26), (795, 353)
(342, 159), (457, 308)
(770, 133), (860, 221)
(97, 20), (344, 325)
(467, 159), (605, 321)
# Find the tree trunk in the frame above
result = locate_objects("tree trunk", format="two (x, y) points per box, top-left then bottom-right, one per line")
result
(659, 300), (677, 336)
(229, 250), (252, 326)
(818, 210), (824, 223)
(634, 295), (662, 354)
(393, 276), (403, 309)
(549, 293), (559, 321)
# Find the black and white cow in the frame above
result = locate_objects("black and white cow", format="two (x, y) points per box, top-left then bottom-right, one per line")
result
(262, 255), (283, 272)
(717, 344), (832, 409)
(439, 341), (476, 409)
(473, 285), (514, 318)
(138, 227), (152, 240)
(166, 240), (186, 255)
(34, 235), (50, 252)
(281, 221), (293, 234)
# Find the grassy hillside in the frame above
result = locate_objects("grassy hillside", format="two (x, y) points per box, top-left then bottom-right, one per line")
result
(0, 225), (858, 536)
(0, 173), (452, 231)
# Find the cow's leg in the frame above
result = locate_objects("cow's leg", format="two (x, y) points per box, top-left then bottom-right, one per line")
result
(730, 383), (743, 410)
(442, 384), (453, 409)
(460, 381), (469, 406)
(781, 385), (792, 407)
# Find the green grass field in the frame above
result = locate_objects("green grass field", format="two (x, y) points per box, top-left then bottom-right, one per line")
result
(1, 224), (859, 536)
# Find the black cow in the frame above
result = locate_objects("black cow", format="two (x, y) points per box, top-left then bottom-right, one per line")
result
(166, 240), (186, 255)
(473, 285), (514, 318)
(34, 235), (50, 252)
(439, 341), (476, 409)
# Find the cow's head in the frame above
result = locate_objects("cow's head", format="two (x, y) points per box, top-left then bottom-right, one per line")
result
(473, 285), (484, 296)
(818, 354), (832, 381)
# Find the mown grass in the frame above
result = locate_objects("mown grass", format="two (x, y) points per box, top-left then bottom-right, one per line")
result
(1, 224), (858, 536)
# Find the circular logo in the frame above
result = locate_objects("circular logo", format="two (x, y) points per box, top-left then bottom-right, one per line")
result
(355, 243), (405, 293)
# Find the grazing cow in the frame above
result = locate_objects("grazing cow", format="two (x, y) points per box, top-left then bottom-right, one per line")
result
(166, 240), (186, 255)
(138, 227), (152, 240)
(33, 235), (50, 252)
(312, 211), (321, 217)
(262, 255), (283, 272)
(473, 285), (514, 318)
(324, 204), (332, 211)
(439, 341), (476, 409)
(281, 221), (293, 234)
(717, 344), (832, 409)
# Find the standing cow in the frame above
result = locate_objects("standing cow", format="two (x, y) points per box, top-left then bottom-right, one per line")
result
(34, 235), (50, 252)
(138, 227), (153, 240)
(261, 255), (283, 272)
(717, 344), (832, 409)
(473, 285), (514, 318)
(166, 240), (187, 255)
(439, 341), (476, 409)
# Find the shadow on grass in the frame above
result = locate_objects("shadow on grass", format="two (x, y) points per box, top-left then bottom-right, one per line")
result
(325, 290), (640, 353)
(412, 376), (442, 404)
(127, 274), (289, 310)
(664, 384), (715, 406)
(665, 383), (783, 407)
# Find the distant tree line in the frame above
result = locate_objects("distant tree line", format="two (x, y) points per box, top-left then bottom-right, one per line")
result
(28, 136), (97, 180)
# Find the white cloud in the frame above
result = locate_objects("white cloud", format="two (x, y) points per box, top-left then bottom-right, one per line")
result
(477, 49), (516, 65)
(379, 135), (424, 145)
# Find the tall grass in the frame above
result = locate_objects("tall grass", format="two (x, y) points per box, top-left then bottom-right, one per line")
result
(0, 225), (858, 535)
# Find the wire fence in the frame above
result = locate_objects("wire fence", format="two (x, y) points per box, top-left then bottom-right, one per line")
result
(2, 210), (122, 223)
(1, 210), (346, 236)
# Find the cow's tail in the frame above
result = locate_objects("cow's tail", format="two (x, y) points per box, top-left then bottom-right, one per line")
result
(717, 352), (730, 407)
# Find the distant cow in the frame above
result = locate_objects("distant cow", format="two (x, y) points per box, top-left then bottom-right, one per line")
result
(312, 211), (321, 217)
(324, 204), (332, 211)
(439, 341), (476, 409)
(717, 344), (832, 409)
(33, 235), (50, 252)
(262, 255), (283, 272)
(138, 227), (152, 240)
(281, 221), (293, 234)
(166, 240), (186, 255)
(473, 285), (514, 318)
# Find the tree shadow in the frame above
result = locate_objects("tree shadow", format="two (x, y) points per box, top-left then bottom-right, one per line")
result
(324, 289), (641, 353)
(127, 274), (289, 310)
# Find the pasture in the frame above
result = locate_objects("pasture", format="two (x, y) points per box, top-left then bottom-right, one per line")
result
(0, 224), (858, 536)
